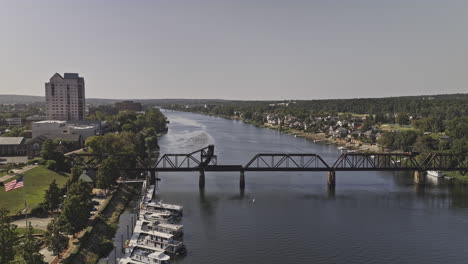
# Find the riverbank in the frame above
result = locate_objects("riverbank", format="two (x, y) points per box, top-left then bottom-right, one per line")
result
(63, 183), (138, 264)
(166, 109), (382, 153)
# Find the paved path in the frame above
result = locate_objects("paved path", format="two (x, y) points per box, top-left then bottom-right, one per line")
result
(0, 165), (38, 182)
(12, 216), (52, 230)
(40, 247), (55, 263)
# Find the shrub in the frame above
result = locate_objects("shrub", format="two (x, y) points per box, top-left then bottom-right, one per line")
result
(27, 157), (45, 165)
(45, 160), (57, 171)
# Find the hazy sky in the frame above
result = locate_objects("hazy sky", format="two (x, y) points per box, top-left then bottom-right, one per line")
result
(1, 0), (467, 100)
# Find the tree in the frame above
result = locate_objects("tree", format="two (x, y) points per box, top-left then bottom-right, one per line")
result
(40, 140), (67, 171)
(412, 135), (437, 153)
(60, 181), (93, 235)
(45, 160), (57, 171)
(13, 223), (45, 264)
(42, 180), (62, 211)
(97, 158), (120, 189)
(395, 113), (410, 125)
(0, 207), (18, 263)
(44, 217), (68, 256)
(40, 140), (56, 160)
(71, 165), (83, 182)
(144, 108), (167, 132)
(446, 117), (468, 140)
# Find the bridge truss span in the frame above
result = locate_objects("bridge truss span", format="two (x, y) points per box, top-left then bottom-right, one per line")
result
(69, 145), (467, 188)
(422, 153), (468, 171)
(244, 154), (330, 171)
(154, 145), (217, 171)
(332, 153), (420, 171)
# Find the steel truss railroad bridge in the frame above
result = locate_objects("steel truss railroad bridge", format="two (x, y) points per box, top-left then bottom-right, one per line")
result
(69, 145), (468, 189)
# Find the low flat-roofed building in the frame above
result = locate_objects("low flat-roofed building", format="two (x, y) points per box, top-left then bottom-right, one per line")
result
(32, 120), (67, 138)
(32, 120), (101, 141)
(0, 137), (26, 156)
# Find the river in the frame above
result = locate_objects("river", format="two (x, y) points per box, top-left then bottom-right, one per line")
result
(128, 110), (468, 264)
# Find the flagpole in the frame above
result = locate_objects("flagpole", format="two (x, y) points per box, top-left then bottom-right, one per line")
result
(23, 175), (27, 227)
(25, 200), (28, 227)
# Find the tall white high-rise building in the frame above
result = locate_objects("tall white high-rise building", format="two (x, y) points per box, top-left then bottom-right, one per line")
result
(45, 73), (85, 120)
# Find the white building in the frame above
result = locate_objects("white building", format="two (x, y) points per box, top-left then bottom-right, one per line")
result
(45, 73), (85, 121)
(32, 120), (99, 141)
(32, 121), (67, 138)
(5, 118), (22, 126)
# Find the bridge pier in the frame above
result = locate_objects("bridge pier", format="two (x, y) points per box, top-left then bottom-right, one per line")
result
(327, 171), (336, 187)
(414, 171), (426, 185)
(149, 171), (156, 185)
(240, 171), (245, 189)
(199, 170), (205, 189)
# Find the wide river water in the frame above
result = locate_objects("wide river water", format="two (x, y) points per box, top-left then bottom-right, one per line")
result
(137, 110), (468, 264)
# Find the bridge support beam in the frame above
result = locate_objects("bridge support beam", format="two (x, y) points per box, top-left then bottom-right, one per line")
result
(327, 171), (336, 187)
(199, 170), (205, 189)
(414, 171), (426, 185)
(240, 171), (245, 189)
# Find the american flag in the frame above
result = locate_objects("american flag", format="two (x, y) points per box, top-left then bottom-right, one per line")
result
(4, 176), (24, 192)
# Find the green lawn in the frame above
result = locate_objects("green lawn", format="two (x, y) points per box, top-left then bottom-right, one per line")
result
(380, 124), (416, 131)
(338, 112), (369, 117)
(16, 227), (46, 236)
(0, 166), (69, 215)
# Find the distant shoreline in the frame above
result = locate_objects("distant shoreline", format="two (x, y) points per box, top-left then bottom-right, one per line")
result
(167, 109), (383, 153)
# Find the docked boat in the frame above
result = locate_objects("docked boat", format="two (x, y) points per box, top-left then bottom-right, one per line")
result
(427, 170), (445, 178)
(135, 229), (187, 255)
(137, 219), (184, 238)
(141, 211), (175, 223)
(338, 146), (346, 150)
(119, 245), (171, 264)
(143, 201), (183, 217)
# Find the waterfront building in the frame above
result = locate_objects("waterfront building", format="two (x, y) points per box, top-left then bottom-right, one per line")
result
(115, 101), (143, 112)
(45, 73), (85, 120)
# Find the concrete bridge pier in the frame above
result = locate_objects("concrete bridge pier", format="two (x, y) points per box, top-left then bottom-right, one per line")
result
(414, 171), (426, 185)
(240, 171), (245, 189)
(199, 170), (206, 189)
(327, 171), (336, 187)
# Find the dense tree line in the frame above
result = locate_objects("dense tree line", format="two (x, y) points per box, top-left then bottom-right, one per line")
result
(87, 108), (168, 134)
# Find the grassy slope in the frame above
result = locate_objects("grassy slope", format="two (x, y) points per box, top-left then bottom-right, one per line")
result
(16, 227), (46, 236)
(0, 166), (68, 214)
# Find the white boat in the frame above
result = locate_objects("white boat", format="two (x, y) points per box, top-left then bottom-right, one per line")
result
(138, 219), (184, 238)
(338, 146), (346, 150)
(134, 225), (186, 256)
(427, 170), (445, 178)
(119, 245), (171, 264)
(143, 201), (183, 217)
(141, 211), (175, 223)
